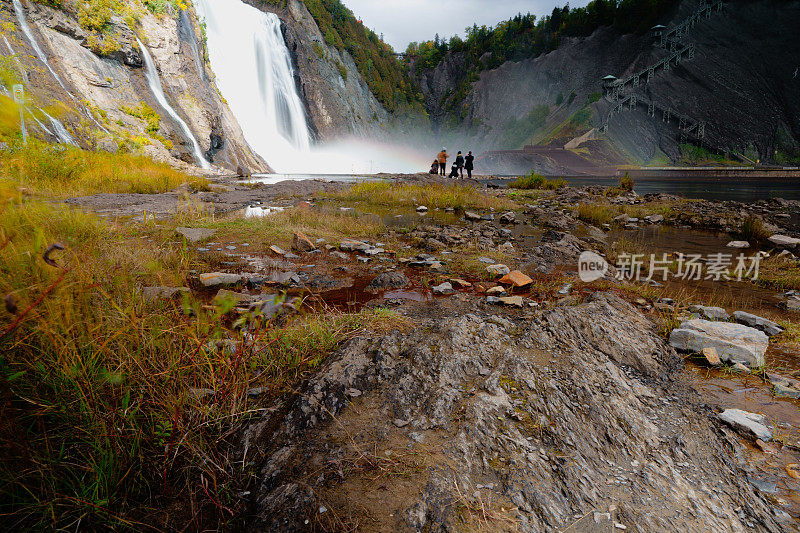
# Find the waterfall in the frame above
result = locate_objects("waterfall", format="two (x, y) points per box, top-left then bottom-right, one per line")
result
(41, 109), (77, 145)
(12, 0), (68, 91)
(178, 9), (205, 82)
(30, 110), (53, 136)
(136, 38), (210, 170)
(193, 0), (311, 172)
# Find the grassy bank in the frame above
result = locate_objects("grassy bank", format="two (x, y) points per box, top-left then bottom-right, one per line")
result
(322, 180), (517, 211)
(0, 141), (208, 197)
(0, 145), (410, 528)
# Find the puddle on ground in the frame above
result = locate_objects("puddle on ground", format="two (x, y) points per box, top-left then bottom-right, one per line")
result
(687, 363), (800, 518)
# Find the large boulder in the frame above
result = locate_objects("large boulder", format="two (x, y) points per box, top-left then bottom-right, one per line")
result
(669, 319), (768, 367)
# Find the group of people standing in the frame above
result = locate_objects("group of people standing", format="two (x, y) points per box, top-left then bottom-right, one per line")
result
(430, 148), (474, 179)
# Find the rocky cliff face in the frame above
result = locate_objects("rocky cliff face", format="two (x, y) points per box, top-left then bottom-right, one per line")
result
(414, 0), (800, 167)
(247, 0), (389, 141)
(1, 0), (268, 173)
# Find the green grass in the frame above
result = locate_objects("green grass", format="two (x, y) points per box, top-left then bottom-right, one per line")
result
(508, 172), (566, 190)
(323, 181), (516, 211)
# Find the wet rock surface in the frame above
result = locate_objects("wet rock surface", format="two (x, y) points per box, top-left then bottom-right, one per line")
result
(247, 294), (783, 531)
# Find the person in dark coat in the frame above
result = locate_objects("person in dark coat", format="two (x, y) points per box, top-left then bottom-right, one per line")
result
(464, 151), (474, 179)
(430, 159), (439, 174)
(448, 162), (459, 179)
(455, 151), (465, 178)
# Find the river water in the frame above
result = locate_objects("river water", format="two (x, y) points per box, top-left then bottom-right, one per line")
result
(247, 173), (800, 202)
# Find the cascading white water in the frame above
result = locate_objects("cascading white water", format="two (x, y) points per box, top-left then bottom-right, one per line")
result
(194, 0), (312, 172)
(178, 10), (205, 82)
(41, 109), (77, 145)
(136, 38), (210, 170)
(12, 0), (68, 91)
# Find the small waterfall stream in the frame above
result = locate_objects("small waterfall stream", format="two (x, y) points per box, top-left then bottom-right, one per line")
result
(12, 0), (68, 91)
(194, 0), (311, 172)
(136, 38), (210, 169)
(178, 10), (205, 82)
(41, 109), (77, 145)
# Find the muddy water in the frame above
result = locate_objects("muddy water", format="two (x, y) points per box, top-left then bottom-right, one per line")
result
(609, 225), (800, 518)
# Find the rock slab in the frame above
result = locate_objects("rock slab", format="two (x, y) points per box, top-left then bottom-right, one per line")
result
(669, 319), (767, 367)
(733, 311), (783, 336)
(718, 409), (773, 441)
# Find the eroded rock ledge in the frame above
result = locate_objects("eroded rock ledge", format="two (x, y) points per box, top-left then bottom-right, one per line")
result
(245, 293), (785, 531)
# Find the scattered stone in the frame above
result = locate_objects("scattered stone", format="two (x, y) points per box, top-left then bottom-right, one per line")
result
(198, 272), (243, 288)
(614, 524), (627, 531)
(481, 214), (495, 221)
(464, 211), (481, 221)
(669, 319), (768, 367)
(330, 251), (349, 261)
(432, 282), (454, 295)
(766, 373), (800, 398)
(768, 235), (800, 249)
(499, 270), (533, 288)
(647, 214), (664, 224)
(340, 240), (370, 252)
(363, 247), (385, 256)
(142, 286), (189, 301)
(478, 257), (495, 264)
(345, 388), (362, 397)
(614, 214), (630, 223)
(485, 296), (501, 305)
(425, 238), (446, 251)
(732, 311), (783, 336)
(270, 245), (286, 256)
(731, 362), (751, 374)
(356, 256), (370, 263)
(450, 278), (472, 288)
(558, 283), (573, 296)
(702, 347), (722, 366)
(727, 240), (750, 249)
(718, 409), (773, 441)
(416, 205), (428, 212)
(498, 211), (516, 223)
(292, 232), (316, 252)
(214, 289), (255, 304)
(247, 387), (266, 397)
(486, 286), (506, 296)
(393, 419), (409, 428)
(366, 271), (409, 292)
(284, 253), (300, 259)
(756, 439), (780, 455)
(268, 271), (301, 286)
(486, 264), (511, 276)
(175, 227), (216, 244)
(295, 201), (313, 209)
(689, 305), (730, 321)
(499, 295), (524, 307)
(498, 241), (515, 254)
(782, 296), (800, 311)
